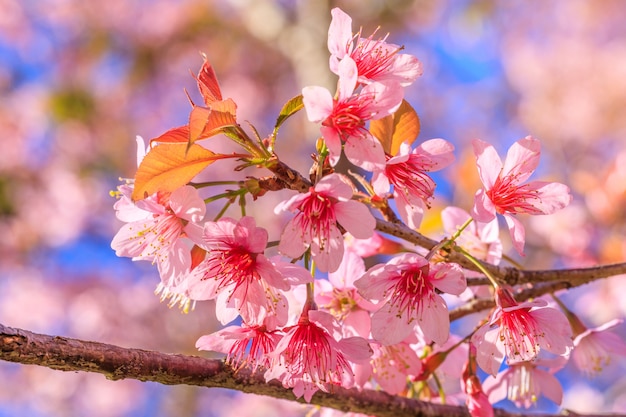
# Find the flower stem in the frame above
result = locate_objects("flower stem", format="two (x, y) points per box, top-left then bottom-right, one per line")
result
(458, 246), (500, 289)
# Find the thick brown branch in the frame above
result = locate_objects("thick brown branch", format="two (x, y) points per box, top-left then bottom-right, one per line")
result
(3, 324), (623, 417)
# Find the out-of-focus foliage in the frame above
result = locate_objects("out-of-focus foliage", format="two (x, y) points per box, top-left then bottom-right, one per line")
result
(1, 0), (626, 415)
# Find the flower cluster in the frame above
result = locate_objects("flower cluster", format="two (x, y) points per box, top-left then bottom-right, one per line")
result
(110, 7), (625, 417)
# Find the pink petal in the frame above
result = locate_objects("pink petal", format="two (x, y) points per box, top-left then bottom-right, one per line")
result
(525, 181), (572, 214)
(278, 218), (309, 259)
(363, 81), (404, 117)
(503, 214), (527, 256)
(302, 86), (333, 123)
(169, 185), (206, 223)
(234, 216), (268, 253)
(534, 368), (563, 405)
(334, 200), (376, 239)
(371, 307), (414, 346)
(310, 225), (344, 273)
(475, 325), (505, 377)
(502, 136), (541, 183)
(473, 139), (502, 190)
(320, 125), (343, 166)
(329, 248), (365, 288)
(471, 189), (497, 223)
(328, 7), (352, 59)
(337, 336), (373, 363)
(314, 173), (353, 199)
(531, 307), (573, 356)
(417, 294), (450, 345)
(394, 190), (425, 229)
(387, 53), (423, 86)
(430, 263), (466, 296)
(337, 57), (358, 100)
(343, 309), (372, 338)
(417, 138), (456, 170)
(343, 132), (387, 171)
(353, 264), (391, 302)
(371, 170), (391, 196)
(441, 206), (474, 234)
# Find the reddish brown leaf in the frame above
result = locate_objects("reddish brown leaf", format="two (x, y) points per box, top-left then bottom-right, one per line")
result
(196, 53), (223, 105)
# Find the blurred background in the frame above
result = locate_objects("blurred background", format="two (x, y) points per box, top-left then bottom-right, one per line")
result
(1, 0), (626, 415)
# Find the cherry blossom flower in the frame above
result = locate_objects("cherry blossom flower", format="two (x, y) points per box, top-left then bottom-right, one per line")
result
(175, 216), (312, 326)
(264, 310), (372, 402)
(302, 57), (403, 170)
(111, 185), (205, 286)
(571, 318), (626, 376)
(196, 321), (281, 372)
(441, 206), (502, 265)
(354, 253), (466, 346)
(315, 247), (377, 338)
(482, 359), (565, 409)
(473, 287), (573, 376)
(462, 375), (494, 417)
(275, 173), (376, 273)
(462, 345), (494, 417)
(358, 341), (423, 395)
(471, 136), (572, 255)
(372, 139), (455, 229)
(327, 7), (422, 86)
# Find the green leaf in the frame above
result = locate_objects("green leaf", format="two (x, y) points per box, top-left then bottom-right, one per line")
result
(273, 94), (304, 136)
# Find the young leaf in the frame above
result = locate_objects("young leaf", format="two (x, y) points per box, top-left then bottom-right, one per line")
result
(195, 52), (223, 105)
(150, 125), (190, 144)
(132, 143), (218, 201)
(273, 94), (304, 136)
(188, 99), (238, 145)
(370, 99), (420, 156)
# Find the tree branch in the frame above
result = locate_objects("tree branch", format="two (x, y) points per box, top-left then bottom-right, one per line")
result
(1, 324), (623, 417)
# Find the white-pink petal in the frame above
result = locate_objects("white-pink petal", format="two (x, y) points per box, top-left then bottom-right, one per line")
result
(501, 136), (541, 183)
(302, 86), (333, 123)
(472, 139), (502, 190)
(334, 200), (375, 239)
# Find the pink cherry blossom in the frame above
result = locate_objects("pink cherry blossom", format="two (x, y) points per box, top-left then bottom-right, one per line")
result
(111, 185), (205, 286)
(362, 341), (423, 395)
(471, 136), (572, 255)
(195, 322), (281, 372)
(315, 247), (377, 338)
(302, 57), (403, 170)
(441, 206), (502, 265)
(571, 318), (626, 375)
(473, 287), (573, 376)
(275, 173), (376, 273)
(354, 253), (466, 346)
(175, 216), (312, 326)
(462, 375), (494, 417)
(482, 360), (564, 409)
(264, 310), (372, 402)
(327, 7), (422, 86)
(462, 345), (494, 417)
(372, 139), (455, 229)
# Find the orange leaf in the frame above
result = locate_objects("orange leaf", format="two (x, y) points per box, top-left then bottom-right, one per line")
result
(188, 99), (238, 145)
(370, 100), (421, 156)
(132, 143), (218, 201)
(196, 53), (223, 105)
(150, 125), (190, 144)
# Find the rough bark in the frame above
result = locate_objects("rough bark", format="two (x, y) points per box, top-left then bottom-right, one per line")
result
(1, 324), (624, 417)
